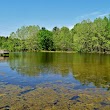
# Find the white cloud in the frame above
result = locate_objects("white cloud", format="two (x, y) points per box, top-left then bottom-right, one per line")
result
(76, 10), (110, 22)
(80, 11), (101, 19)
(98, 13), (109, 17)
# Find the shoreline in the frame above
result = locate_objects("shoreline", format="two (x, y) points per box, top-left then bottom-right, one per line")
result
(9, 50), (110, 55)
(39, 50), (77, 53)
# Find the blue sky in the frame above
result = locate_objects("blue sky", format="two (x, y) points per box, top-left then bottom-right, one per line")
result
(0, 0), (110, 36)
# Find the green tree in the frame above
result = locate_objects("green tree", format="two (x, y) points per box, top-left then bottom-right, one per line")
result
(37, 29), (53, 51)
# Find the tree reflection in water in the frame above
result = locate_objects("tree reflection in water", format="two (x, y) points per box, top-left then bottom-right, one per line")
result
(8, 52), (110, 90)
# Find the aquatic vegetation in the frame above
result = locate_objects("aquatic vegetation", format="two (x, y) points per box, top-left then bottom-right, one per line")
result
(0, 93), (6, 97)
(0, 83), (110, 110)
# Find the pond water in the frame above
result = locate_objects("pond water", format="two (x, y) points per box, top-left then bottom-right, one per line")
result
(0, 52), (110, 110)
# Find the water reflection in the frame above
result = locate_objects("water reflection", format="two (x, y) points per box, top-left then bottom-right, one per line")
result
(6, 52), (110, 89)
(0, 56), (8, 62)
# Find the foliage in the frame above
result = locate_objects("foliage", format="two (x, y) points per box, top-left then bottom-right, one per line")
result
(0, 15), (110, 53)
(37, 29), (54, 51)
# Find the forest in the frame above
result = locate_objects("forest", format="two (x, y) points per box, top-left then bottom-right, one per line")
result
(0, 15), (110, 53)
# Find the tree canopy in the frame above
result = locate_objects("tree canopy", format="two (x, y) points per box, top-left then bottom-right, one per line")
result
(0, 15), (110, 53)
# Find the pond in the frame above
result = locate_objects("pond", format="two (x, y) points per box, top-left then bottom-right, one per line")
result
(0, 52), (110, 110)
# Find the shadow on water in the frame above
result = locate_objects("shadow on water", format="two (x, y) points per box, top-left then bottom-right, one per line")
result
(18, 88), (36, 96)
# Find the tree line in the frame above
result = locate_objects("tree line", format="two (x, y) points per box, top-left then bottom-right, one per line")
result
(0, 15), (110, 53)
